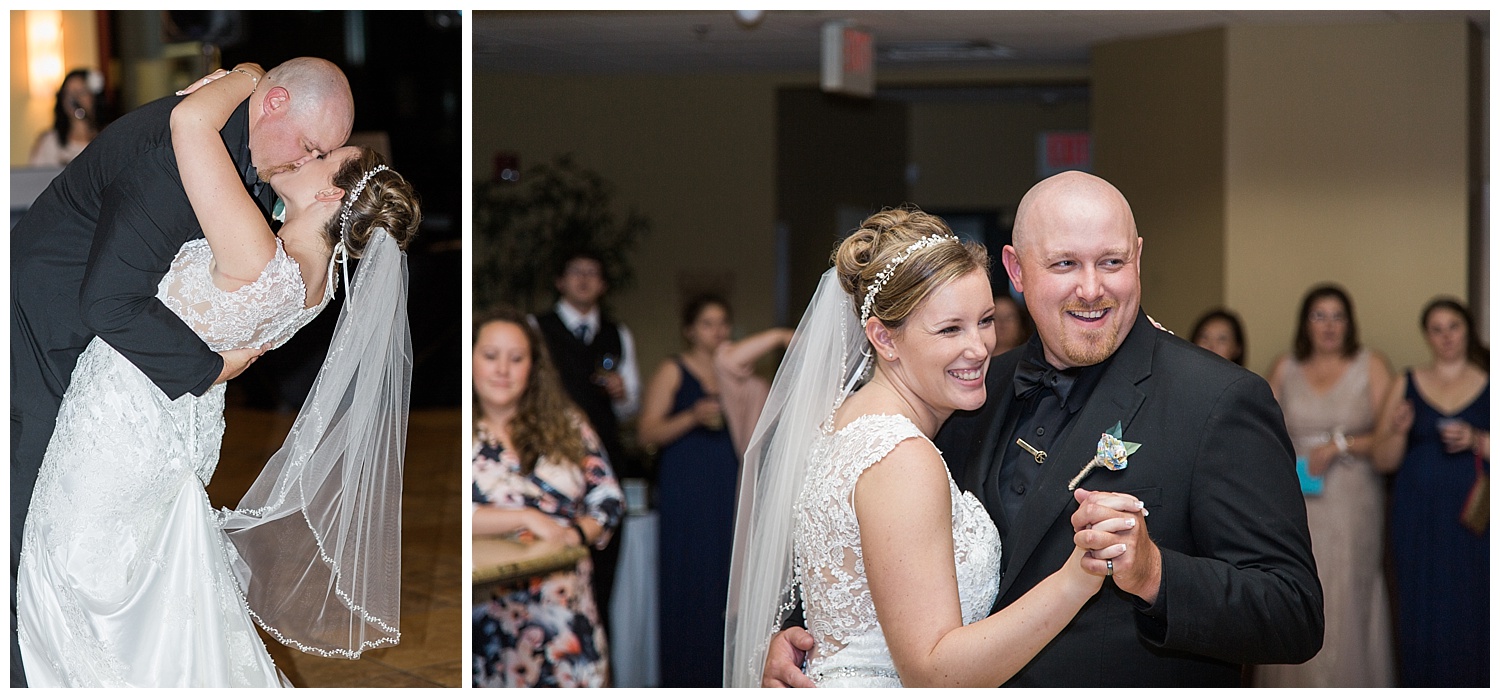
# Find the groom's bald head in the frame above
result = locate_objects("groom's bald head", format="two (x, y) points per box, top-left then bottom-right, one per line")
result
(248, 57), (354, 181)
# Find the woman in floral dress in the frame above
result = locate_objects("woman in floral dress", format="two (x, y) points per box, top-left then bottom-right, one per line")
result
(472, 306), (624, 687)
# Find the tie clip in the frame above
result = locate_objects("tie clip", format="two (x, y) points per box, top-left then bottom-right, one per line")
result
(1016, 438), (1047, 464)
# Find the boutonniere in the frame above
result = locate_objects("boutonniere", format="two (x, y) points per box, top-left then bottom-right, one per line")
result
(1068, 421), (1140, 491)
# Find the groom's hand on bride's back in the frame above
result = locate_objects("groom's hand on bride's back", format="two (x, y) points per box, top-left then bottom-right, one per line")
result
(762, 626), (817, 688)
(215, 345), (269, 385)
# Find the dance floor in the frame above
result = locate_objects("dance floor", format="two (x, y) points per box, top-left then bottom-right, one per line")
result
(207, 405), (464, 688)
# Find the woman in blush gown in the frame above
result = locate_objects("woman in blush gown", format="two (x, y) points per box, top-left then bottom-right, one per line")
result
(1259, 285), (1394, 687)
(16, 64), (421, 687)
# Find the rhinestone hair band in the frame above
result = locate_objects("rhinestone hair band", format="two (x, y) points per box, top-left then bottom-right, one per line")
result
(338, 164), (391, 245)
(858, 234), (958, 325)
(334, 164), (402, 310)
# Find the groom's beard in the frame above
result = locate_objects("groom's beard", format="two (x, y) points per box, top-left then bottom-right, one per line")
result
(256, 162), (298, 183)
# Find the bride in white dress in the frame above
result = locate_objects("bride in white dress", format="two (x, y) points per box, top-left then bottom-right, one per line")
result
(726, 210), (1133, 687)
(16, 65), (421, 687)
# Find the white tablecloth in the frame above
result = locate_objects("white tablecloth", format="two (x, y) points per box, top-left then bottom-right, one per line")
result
(610, 511), (659, 687)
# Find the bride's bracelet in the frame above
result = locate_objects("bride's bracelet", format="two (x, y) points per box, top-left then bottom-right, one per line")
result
(229, 67), (260, 86)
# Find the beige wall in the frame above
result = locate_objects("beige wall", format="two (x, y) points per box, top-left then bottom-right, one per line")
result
(480, 21), (1478, 384)
(1092, 22), (1474, 375)
(475, 66), (1092, 378)
(1223, 22), (1471, 374)
(10, 10), (99, 166)
(472, 72), (790, 377)
(1092, 28), (1228, 341)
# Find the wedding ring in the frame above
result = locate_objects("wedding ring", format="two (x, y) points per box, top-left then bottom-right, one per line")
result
(1106, 559), (1114, 576)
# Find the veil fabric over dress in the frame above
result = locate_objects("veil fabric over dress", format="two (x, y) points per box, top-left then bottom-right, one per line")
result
(723, 268), (1002, 687)
(17, 228), (409, 686)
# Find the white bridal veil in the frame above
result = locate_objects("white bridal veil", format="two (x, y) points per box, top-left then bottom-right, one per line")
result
(218, 227), (410, 658)
(723, 267), (871, 686)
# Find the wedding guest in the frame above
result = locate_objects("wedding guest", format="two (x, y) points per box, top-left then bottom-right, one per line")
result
(530, 250), (638, 631)
(1258, 285), (1394, 687)
(29, 69), (104, 167)
(531, 250), (641, 474)
(714, 325), (794, 460)
(638, 293), (739, 686)
(1372, 297), (1488, 687)
(472, 307), (624, 688)
(991, 291), (1033, 356)
(1191, 308), (1247, 366)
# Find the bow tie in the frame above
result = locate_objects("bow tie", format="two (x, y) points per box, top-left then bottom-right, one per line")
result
(1014, 357), (1075, 403)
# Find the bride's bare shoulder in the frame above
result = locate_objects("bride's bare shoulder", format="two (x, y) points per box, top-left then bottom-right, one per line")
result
(831, 385), (902, 432)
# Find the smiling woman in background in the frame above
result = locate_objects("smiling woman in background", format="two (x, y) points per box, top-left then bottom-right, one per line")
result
(471, 306), (623, 688)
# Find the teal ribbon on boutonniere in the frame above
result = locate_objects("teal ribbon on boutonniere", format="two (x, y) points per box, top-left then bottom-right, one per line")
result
(1068, 421), (1140, 491)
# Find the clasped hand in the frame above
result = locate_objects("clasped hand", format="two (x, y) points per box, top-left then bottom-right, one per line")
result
(1071, 488), (1161, 604)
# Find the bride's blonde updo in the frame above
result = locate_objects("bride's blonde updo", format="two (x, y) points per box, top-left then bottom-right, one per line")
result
(834, 207), (989, 331)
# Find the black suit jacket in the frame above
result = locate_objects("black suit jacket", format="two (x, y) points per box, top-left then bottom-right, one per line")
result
(11, 95), (271, 422)
(936, 310), (1323, 686)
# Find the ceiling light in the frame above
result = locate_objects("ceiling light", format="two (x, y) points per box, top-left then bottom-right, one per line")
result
(733, 10), (764, 29)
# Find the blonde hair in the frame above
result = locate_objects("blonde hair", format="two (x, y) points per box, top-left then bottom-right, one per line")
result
(833, 207), (989, 331)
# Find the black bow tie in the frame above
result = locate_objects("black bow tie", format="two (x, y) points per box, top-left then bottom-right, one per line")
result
(1014, 357), (1075, 403)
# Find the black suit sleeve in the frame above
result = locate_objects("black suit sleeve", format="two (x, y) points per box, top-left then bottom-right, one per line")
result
(1143, 372), (1324, 664)
(78, 146), (221, 400)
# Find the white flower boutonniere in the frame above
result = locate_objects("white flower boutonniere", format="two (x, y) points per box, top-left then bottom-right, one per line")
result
(1068, 421), (1140, 491)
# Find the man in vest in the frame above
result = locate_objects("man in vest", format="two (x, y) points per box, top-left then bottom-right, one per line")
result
(530, 250), (641, 634)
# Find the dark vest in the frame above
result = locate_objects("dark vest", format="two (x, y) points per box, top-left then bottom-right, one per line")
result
(534, 310), (626, 467)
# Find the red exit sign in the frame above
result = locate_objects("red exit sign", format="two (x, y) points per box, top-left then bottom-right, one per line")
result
(1038, 131), (1092, 177)
(822, 21), (874, 98)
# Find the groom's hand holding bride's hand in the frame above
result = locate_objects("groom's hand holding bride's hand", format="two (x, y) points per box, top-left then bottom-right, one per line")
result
(762, 627), (817, 688)
(215, 345), (270, 385)
(1071, 488), (1162, 604)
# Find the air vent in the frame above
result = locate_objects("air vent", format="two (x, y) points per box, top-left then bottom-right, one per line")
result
(881, 40), (1015, 62)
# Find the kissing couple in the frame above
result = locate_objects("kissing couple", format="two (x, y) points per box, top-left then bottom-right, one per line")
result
(12, 58), (420, 687)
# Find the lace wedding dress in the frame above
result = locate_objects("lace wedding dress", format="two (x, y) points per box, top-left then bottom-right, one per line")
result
(794, 413), (1001, 687)
(17, 237), (333, 687)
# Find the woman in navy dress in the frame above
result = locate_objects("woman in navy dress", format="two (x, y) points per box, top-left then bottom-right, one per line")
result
(639, 294), (740, 687)
(1374, 298), (1488, 687)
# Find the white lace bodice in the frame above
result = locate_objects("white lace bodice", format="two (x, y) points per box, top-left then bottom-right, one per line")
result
(158, 237), (333, 352)
(794, 413), (1001, 687)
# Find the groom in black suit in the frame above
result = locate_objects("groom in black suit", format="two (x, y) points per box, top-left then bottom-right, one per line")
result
(9, 57), (354, 687)
(764, 171), (1321, 686)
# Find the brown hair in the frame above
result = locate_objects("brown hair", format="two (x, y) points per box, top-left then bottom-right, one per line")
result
(473, 306), (587, 474)
(1191, 308), (1247, 366)
(1422, 297), (1488, 371)
(321, 148), (423, 257)
(834, 206), (989, 332)
(1293, 284), (1359, 361)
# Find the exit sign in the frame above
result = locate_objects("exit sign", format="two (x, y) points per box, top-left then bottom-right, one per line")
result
(1037, 131), (1092, 177)
(822, 21), (874, 98)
